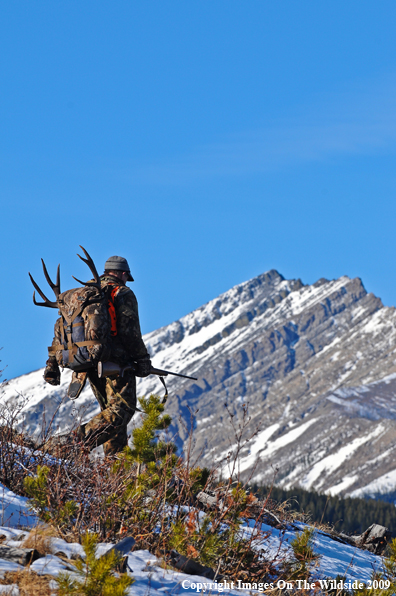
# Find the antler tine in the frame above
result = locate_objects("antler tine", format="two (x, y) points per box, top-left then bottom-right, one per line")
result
(32, 291), (56, 308)
(56, 264), (60, 294)
(28, 273), (58, 308)
(72, 275), (99, 287)
(41, 260), (61, 299)
(76, 245), (102, 292)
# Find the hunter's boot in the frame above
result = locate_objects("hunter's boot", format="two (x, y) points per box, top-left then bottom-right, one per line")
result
(67, 371), (88, 399)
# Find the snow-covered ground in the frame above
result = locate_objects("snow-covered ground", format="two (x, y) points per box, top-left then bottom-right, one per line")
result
(0, 482), (388, 594)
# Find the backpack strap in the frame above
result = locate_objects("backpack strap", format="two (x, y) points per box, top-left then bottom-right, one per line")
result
(48, 340), (101, 357)
(107, 284), (122, 337)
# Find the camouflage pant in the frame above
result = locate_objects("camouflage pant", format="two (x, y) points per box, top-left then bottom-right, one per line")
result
(80, 369), (136, 456)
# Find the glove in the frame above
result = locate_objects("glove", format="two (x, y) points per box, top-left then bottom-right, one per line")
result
(134, 355), (152, 377)
(44, 357), (61, 386)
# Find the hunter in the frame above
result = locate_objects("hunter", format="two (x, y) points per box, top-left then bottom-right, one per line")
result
(43, 255), (151, 456)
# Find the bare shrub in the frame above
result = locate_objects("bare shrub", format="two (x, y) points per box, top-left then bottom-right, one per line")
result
(0, 395), (54, 497)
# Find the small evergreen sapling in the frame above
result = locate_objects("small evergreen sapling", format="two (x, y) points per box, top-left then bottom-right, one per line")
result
(116, 394), (177, 481)
(56, 532), (133, 596)
(282, 526), (320, 581)
(129, 394), (175, 465)
(169, 514), (224, 568)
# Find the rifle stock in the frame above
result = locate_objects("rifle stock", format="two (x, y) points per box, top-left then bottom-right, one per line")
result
(97, 361), (197, 381)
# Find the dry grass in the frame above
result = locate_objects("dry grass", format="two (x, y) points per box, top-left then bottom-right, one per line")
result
(22, 525), (57, 557)
(0, 570), (54, 596)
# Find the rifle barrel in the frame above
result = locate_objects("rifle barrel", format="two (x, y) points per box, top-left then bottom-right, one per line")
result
(151, 367), (197, 381)
(97, 361), (197, 381)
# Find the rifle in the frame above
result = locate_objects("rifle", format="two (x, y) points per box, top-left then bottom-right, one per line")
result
(97, 361), (197, 381)
(97, 361), (197, 405)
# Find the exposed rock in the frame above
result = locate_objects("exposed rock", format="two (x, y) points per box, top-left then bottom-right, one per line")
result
(196, 491), (217, 509)
(339, 524), (391, 555)
(169, 549), (221, 580)
(0, 545), (41, 566)
(103, 536), (135, 573)
(104, 536), (135, 557)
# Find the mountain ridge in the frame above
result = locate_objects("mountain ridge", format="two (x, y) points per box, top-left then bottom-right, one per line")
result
(4, 269), (396, 500)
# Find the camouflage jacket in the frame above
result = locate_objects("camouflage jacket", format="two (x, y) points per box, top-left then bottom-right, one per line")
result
(100, 274), (149, 365)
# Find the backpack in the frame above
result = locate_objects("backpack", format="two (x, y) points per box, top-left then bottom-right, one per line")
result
(29, 246), (119, 372)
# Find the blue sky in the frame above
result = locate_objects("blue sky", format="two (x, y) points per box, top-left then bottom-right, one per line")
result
(2, 1), (396, 379)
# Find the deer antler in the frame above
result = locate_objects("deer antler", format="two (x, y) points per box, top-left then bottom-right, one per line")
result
(41, 259), (60, 299)
(72, 246), (102, 294)
(29, 260), (60, 308)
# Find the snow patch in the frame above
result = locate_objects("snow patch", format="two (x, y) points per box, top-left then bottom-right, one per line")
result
(239, 418), (317, 473)
(0, 484), (37, 528)
(300, 425), (385, 491)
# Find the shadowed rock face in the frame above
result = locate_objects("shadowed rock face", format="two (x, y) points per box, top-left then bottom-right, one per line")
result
(5, 270), (396, 498)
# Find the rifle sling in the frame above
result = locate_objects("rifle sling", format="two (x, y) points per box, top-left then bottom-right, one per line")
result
(158, 375), (169, 404)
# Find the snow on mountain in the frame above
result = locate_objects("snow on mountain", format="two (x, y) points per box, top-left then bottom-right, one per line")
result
(4, 269), (396, 498)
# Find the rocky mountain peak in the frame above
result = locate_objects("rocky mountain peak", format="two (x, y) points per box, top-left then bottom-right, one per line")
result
(4, 270), (396, 500)
(144, 269), (303, 357)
